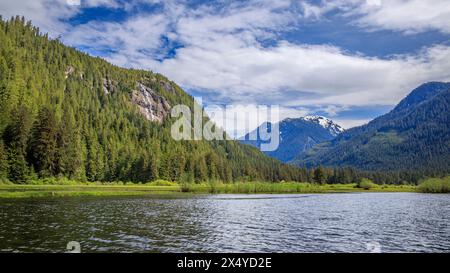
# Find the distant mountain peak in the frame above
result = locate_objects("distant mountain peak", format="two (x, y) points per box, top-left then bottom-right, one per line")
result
(301, 115), (344, 136)
(395, 82), (450, 112)
(240, 115), (343, 162)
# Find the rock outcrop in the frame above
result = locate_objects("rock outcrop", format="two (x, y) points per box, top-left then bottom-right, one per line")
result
(103, 77), (117, 95)
(65, 66), (75, 79)
(132, 82), (171, 123)
(160, 80), (175, 93)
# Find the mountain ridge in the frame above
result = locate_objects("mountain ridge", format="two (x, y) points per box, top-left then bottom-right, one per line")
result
(292, 82), (450, 173)
(240, 116), (343, 162)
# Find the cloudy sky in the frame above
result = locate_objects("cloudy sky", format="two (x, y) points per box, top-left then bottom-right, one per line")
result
(1, 0), (450, 134)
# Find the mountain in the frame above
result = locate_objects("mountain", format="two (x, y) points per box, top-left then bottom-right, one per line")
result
(302, 116), (344, 137)
(292, 82), (450, 173)
(240, 116), (344, 162)
(0, 16), (307, 183)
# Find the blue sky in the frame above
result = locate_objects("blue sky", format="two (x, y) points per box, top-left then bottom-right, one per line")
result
(1, 0), (450, 133)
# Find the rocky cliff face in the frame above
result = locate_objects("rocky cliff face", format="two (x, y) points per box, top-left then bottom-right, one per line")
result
(103, 77), (117, 95)
(131, 82), (171, 123)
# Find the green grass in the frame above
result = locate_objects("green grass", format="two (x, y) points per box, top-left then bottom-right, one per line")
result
(159, 181), (416, 194)
(0, 184), (181, 198)
(418, 177), (450, 193)
(0, 179), (419, 199)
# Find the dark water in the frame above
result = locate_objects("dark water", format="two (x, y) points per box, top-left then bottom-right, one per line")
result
(0, 193), (449, 253)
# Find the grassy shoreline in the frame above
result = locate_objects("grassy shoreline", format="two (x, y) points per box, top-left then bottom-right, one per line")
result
(0, 182), (418, 199)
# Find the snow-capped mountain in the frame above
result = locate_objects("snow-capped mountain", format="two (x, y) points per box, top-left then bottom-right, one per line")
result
(240, 116), (344, 162)
(301, 115), (345, 136)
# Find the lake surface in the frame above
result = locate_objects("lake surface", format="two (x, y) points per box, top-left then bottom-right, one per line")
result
(0, 193), (449, 253)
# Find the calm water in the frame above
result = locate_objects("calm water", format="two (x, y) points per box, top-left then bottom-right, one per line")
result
(0, 193), (449, 253)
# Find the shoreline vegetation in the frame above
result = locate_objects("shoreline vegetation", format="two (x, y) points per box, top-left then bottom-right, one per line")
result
(0, 177), (448, 199)
(3, 177), (449, 199)
(417, 177), (450, 193)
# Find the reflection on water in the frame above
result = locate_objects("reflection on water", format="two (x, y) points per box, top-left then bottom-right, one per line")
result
(0, 193), (449, 253)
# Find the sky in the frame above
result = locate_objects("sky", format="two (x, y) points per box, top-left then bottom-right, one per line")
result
(1, 0), (450, 136)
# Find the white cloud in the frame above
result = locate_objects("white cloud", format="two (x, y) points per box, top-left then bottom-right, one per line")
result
(305, 0), (450, 34)
(354, 0), (450, 34)
(154, 41), (450, 107)
(0, 0), (123, 36)
(64, 14), (170, 60)
(333, 118), (371, 129)
(84, 0), (119, 8)
(0, 0), (78, 34)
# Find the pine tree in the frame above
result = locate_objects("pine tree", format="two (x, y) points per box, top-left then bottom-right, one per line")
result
(195, 156), (208, 182)
(0, 140), (8, 180)
(57, 107), (83, 178)
(206, 152), (219, 181)
(0, 56), (11, 132)
(132, 151), (159, 182)
(148, 151), (159, 181)
(166, 149), (186, 182)
(86, 135), (105, 181)
(313, 166), (326, 185)
(3, 105), (32, 182)
(29, 107), (59, 177)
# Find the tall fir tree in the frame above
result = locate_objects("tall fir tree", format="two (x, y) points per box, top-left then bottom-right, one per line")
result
(313, 166), (326, 185)
(3, 105), (32, 182)
(57, 106), (83, 179)
(29, 107), (58, 177)
(0, 140), (8, 180)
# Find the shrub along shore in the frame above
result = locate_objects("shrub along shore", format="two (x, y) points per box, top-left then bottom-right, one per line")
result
(4, 177), (448, 198)
(417, 177), (450, 193)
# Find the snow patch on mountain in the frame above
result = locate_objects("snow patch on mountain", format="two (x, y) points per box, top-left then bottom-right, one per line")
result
(302, 115), (344, 136)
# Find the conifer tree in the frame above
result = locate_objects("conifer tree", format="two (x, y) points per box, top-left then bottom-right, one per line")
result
(29, 107), (58, 177)
(195, 157), (208, 182)
(0, 140), (8, 180)
(57, 107), (83, 178)
(313, 166), (326, 184)
(3, 105), (32, 182)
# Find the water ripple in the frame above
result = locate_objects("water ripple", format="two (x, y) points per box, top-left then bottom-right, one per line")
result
(0, 193), (449, 252)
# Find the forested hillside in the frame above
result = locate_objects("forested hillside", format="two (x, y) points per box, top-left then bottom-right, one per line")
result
(292, 82), (450, 176)
(0, 16), (308, 184)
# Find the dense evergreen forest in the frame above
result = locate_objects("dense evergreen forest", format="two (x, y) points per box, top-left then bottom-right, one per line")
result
(0, 17), (435, 185)
(0, 16), (313, 184)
